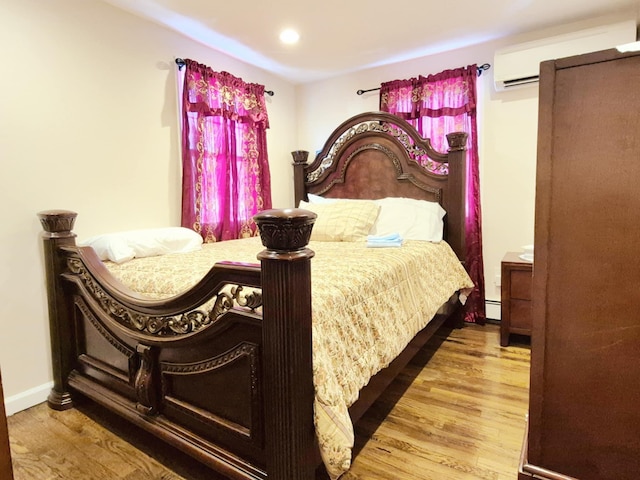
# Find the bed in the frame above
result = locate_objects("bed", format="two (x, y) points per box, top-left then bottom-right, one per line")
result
(38, 111), (473, 480)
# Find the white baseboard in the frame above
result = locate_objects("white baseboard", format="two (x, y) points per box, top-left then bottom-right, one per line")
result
(5, 381), (52, 416)
(485, 299), (501, 321)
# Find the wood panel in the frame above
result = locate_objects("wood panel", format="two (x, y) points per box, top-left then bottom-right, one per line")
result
(8, 324), (530, 480)
(523, 48), (640, 480)
(0, 369), (14, 480)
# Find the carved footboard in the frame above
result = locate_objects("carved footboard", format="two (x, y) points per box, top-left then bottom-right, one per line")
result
(38, 208), (318, 480)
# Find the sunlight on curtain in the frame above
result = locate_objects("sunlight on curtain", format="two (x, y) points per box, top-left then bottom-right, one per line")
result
(179, 59), (272, 242)
(380, 66), (485, 324)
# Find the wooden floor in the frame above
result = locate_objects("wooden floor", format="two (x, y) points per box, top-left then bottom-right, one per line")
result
(6, 323), (530, 480)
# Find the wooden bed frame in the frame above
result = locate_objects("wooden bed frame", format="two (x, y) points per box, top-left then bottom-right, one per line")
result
(38, 111), (468, 480)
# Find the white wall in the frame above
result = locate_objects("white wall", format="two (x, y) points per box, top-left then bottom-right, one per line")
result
(0, 0), (296, 413)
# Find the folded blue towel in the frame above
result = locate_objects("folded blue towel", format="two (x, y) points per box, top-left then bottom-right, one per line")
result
(367, 232), (402, 243)
(366, 232), (403, 248)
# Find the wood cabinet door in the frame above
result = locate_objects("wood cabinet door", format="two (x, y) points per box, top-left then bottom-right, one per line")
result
(529, 49), (640, 480)
(0, 369), (14, 480)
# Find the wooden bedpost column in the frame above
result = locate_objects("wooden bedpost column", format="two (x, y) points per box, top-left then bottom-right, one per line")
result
(445, 132), (468, 263)
(37, 210), (78, 411)
(292, 150), (309, 207)
(254, 208), (317, 480)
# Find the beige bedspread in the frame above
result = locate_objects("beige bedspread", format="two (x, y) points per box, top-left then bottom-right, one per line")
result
(105, 237), (473, 479)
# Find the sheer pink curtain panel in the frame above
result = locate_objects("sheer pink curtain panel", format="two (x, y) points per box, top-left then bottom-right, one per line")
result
(380, 66), (485, 324)
(180, 59), (272, 242)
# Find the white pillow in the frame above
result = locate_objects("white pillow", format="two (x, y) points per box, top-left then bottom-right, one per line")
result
(81, 227), (203, 264)
(370, 197), (446, 242)
(306, 193), (339, 204)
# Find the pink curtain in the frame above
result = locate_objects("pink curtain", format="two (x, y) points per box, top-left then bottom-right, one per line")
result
(380, 66), (485, 324)
(181, 59), (272, 242)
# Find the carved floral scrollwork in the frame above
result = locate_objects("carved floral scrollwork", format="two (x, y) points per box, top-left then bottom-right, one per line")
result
(323, 144), (440, 200)
(307, 120), (449, 182)
(257, 220), (315, 251)
(66, 257), (262, 337)
(37, 210), (77, 235)
(209, 286), (262, 322)
(161, 343), (257, 375)
(135, 344), (158, 414)
(254, 208), (316, 252)
(231, 286), (262, 310)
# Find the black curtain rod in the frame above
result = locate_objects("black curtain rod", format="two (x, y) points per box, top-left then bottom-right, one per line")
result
(356, 63), (491, 95)
(174, 58), (275, 96)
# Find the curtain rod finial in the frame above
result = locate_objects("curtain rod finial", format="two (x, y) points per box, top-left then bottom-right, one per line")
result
(477, 63), (491, 76)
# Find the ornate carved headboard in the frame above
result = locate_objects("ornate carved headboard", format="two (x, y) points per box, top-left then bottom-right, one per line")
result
(292, 111), (468, 260)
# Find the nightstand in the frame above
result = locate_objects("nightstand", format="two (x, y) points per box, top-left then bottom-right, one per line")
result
(500, 252), (533, 347)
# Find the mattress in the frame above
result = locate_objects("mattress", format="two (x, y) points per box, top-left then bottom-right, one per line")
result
(105, 236), (474, 478)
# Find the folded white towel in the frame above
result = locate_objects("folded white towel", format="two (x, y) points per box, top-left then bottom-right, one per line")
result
(366, 240), (403, 248)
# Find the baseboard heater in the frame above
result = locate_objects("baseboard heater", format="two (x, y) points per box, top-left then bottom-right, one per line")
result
(485, 299), (501, 322)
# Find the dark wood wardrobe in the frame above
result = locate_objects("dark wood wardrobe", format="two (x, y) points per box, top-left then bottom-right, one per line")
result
(518, 48), (640, 480)
(0, 369), (14, 480)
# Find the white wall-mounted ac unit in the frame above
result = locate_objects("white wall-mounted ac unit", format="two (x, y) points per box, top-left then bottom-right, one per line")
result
(493, 20), (637, 91)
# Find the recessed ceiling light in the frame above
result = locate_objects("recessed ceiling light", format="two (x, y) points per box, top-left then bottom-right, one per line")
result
(279, 29), (300, 45)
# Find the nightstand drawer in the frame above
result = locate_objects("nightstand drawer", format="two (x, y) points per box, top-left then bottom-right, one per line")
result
(510, 270), (532, 300)
(509, 299), (532, 329)
(501, 252), (533, 346)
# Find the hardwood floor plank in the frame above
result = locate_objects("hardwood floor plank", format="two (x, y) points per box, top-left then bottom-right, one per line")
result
(6, 440), (56, 480)
(9, 406), (130, 480)
(8, 323), (530, 480)
(358, 428), (500, 480)
(341, 323), (530, 480)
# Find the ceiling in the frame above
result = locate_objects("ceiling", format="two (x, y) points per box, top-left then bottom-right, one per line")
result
(102, 0), (639, 83)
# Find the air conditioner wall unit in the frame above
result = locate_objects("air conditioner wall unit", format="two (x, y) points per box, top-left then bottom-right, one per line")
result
(493, 20), (637, 91)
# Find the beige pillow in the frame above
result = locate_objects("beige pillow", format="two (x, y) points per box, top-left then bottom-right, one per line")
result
(299, 200), (380, 241)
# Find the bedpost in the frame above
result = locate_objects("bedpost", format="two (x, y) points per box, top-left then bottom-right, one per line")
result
(37, 210), (78, 411)
(445, 132), (468, 263)
(292, 150), (309, 207)
(254, 208), (317, 480)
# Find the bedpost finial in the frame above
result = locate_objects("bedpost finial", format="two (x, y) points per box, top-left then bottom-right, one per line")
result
(446, 132), (468, 152)
(254, 208), (316, 253)
(291, 150), (309, 164)
(37, 210), (77, 235)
